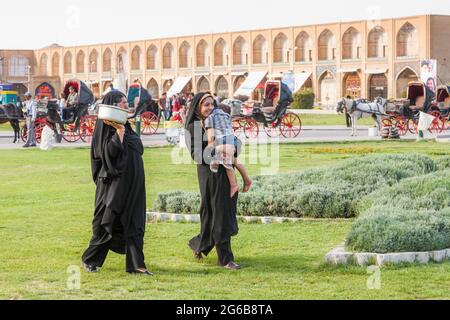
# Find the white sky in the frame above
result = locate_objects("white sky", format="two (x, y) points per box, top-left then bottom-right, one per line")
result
(3, 0), (450, 49)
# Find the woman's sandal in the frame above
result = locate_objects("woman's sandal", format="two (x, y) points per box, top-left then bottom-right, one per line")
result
(189, 244), (203, 261)
(128, 269), (154, 276)
(223, 261), (241, 270)
(193, 251), (203, 261)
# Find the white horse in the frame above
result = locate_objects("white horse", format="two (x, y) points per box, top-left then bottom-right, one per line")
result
(336, 97), (388, 136)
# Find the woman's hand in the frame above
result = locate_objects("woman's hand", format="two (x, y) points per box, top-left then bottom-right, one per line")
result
(104, 120), (125, 143)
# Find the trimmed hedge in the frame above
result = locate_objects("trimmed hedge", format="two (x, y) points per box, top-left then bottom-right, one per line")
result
(435, 156), (450, 171)
(291, 89), (315, 109)
(154, 154), (437, 218)
(346, 169), (450, 253)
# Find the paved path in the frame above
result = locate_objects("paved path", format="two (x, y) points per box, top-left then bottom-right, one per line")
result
(0, 125), (441, 150)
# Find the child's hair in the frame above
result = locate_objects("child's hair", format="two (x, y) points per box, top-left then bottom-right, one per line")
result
(218, 103), (231, 115)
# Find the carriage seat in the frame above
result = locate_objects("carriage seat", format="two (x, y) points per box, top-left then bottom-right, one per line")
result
(410, 96), (425, 110)
(261, 96), (281, 114)
(260, 106), (276, 114)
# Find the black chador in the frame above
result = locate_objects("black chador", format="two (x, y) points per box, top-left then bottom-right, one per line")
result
(82, 91), (149, 274)
(184, 92), (239, 267)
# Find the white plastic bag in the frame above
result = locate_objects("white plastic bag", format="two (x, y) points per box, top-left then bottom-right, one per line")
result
(179, 129), (187, 149)
(40, 125), (55, 151)
(418, 111), (436, 131)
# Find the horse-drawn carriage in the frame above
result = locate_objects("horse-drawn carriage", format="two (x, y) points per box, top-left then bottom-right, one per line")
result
(126, 83), (160, 135)
(21, 79), (96, 144)
(230, 78), (302, 139)
(61, 79), (96, 142)
(382, 81), (441, 135)
(0, 87), (23, 143)
(434, 85), (450, 131)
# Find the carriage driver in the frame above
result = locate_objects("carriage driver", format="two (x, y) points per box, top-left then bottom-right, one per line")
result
(22, 92), (37, 148)
(63, 86), (79, 122)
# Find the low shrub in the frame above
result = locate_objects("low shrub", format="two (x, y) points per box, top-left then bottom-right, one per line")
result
(435, 156), (450, 171)
(346, 169), (450, 253)
(154, 154), (437, 218)
(291, 89), (315, 109)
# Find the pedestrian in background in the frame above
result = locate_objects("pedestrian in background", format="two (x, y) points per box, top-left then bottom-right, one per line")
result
(23, 92), (37, 148)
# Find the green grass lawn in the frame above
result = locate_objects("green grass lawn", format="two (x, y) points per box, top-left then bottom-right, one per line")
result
(0, 122), (13, 131)
(1, 141), (450, 299)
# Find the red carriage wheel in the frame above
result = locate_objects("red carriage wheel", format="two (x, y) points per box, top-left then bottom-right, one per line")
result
(80, 116), (97, 143)
(442, 117), (450, 131)
(264, 121), (281, 137)
(140, 112), (160, 135)
(34, 119), (47, 144)
(280, 112), (302, 138)
(62, 123), (81, 143)
(20, 125), (28, 142)
(407, 118), (419, 134)
(428, 111), (442, 134)
(232, 118), (245, 138)
(382, 118), (392, 128)
(243, 118), (259, 139)
(396, 117), (408, 136)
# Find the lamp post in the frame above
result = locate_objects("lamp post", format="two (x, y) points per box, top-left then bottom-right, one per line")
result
(0, 57), (4, 83)
(26, 65), (32, 92)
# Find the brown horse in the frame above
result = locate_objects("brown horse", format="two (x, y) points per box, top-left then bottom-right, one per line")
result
(0, 103), (23, 143)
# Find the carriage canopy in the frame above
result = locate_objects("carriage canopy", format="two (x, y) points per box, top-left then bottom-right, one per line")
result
(234, 71), (267, 99)
(127, 83), (152, 108)
(436, 85), (450, 103)
(63, 79), (95, 105)
(167, 77), (191, 98)
(406, 81), (435, 111)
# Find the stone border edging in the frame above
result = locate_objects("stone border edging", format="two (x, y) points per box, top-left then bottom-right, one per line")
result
(325, 243), (450, 267)
(145, 212), (355, 224)
(146, 212), (301, 224)
(436, 135), (450, 143)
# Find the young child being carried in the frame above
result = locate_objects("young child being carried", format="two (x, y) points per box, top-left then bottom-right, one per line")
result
(205, 103), (252, 198)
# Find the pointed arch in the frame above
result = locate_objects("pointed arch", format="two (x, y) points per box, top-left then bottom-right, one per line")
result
(64, 52), (72, 74)
(147, 78), (159, 98)
(163, 42), (174, 69)
(197, 76), (210, 92)
(342, 27), (361, 59)
(318, 70), (337, 106)
(103, 48), (112, 72)
(131, 46), (142, 70)
(233, 36), (248, 65)
(215, 76), (229, 99)
(51, 53), (60, 76)
(397, 22), (418, 57)
(89, 49), (98, 73)
(368, 26), (388, 58)
(76, 50), (85, 73)
(273, 32), (289, 63)
(295, 31), (312, 62)
(179, 41), (192, 68)
(396, 66), (419, 98)
(253, 34), (267, 64)
(214, 38), (228, 66)
(39, 53), (48, 76)
(318, 29), (336, 61)
(117, 47), (128, 74)
(146, 45), (158, 70)
(196, 39), (209, 67)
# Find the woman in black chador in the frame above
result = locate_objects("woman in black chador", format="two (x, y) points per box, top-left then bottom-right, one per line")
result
(185, 92), (241, 270)
(81, 90), (152, 275)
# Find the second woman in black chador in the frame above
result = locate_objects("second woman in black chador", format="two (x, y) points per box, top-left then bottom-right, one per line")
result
(184, 92), (241, 270)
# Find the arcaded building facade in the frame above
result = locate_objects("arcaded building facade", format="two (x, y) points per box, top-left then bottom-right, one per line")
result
(2, 14), (450, 106)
